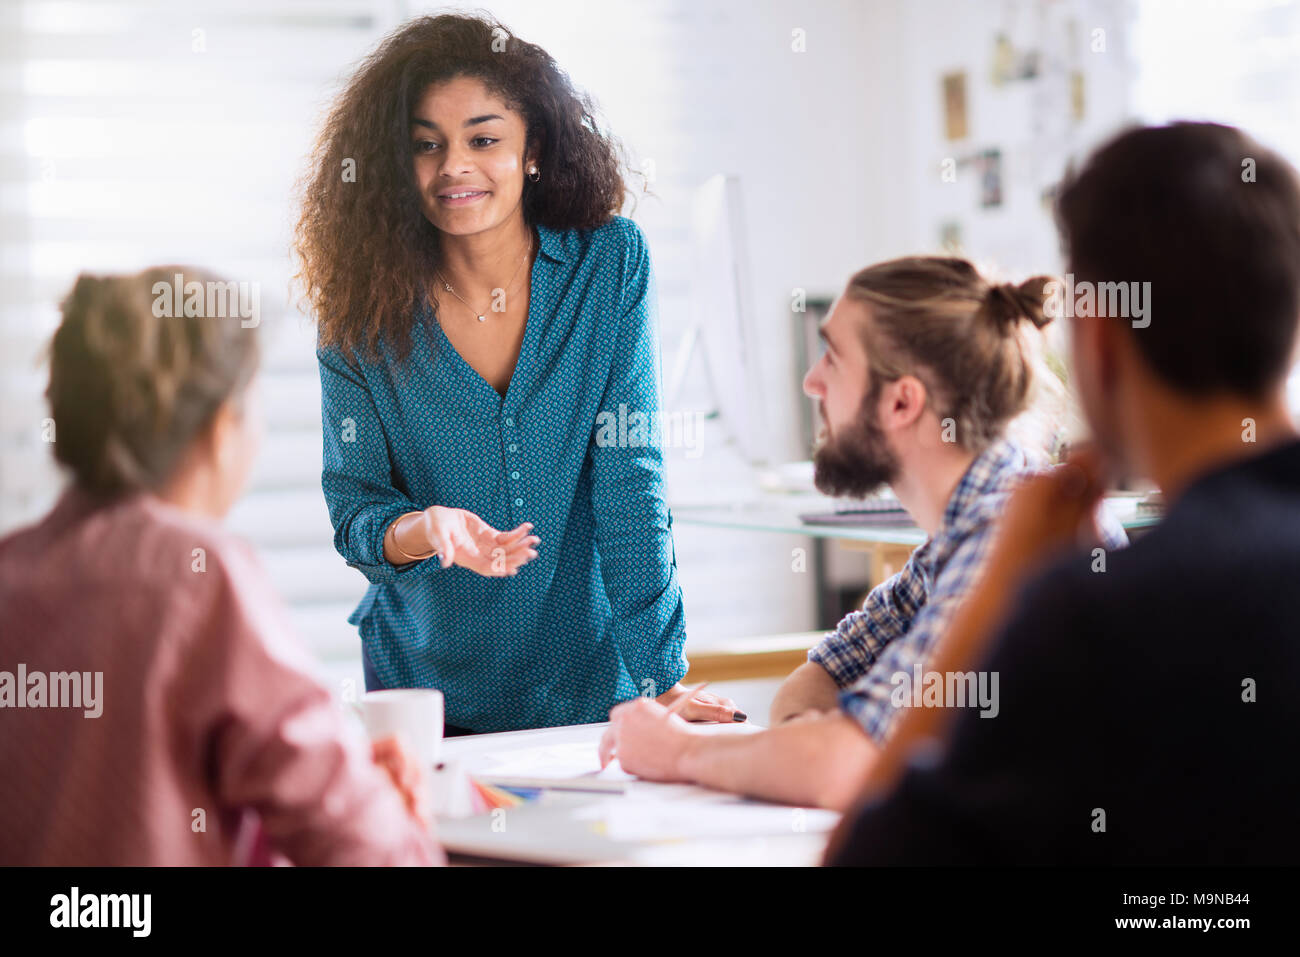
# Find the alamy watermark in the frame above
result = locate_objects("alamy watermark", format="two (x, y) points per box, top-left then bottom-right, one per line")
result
(594, 403), (705, 458)
(151, 271), (260, 328)
(1043, 273), (1151, 328)
(0, 664), (102, 718)
(50, 887), (150, 937)
(890, 664), (1000, 718)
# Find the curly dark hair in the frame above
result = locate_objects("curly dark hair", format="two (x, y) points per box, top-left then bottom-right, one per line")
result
(294, 12), (633, 366)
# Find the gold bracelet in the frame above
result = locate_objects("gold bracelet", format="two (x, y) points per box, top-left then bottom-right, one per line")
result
(388, 513), (437, 563)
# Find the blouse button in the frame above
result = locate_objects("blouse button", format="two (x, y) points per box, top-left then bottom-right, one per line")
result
(505, 416), (514, 426)
(508, 444), (518, 452)
(511, 471), (520, 480)
(514, 497), (524, 507)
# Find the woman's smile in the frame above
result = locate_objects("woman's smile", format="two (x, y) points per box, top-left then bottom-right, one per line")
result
(437, 187), (491, 207)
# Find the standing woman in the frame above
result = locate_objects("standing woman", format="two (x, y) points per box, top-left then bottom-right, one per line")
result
(294, 14), (738, 733)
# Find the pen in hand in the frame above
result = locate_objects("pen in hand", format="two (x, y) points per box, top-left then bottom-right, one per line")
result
(599, 682), (716, 771)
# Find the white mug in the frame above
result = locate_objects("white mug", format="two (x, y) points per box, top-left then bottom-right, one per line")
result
(361, 689), (445, 769)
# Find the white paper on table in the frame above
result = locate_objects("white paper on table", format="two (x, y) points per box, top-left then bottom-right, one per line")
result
(469, 721), (763, 791)
(570, 798), (840, 842)
(473, 740), (635, 787)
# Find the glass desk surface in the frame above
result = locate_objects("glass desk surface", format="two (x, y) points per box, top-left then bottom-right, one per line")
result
(669, 494), (1161, 545)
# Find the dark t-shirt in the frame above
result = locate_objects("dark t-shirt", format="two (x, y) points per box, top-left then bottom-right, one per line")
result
(831, 439), (1300, 865)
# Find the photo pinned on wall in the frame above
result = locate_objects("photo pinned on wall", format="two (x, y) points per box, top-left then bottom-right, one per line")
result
(942, 71), (968, 141)
(991, 32), (1041, 85)
(1070, 70), (1086, 122)
(939, 221), (964, 255)
(978, 149), (1003, 208)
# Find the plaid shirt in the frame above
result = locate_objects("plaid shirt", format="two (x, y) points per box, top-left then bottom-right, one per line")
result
(809, 438), (1127, 743)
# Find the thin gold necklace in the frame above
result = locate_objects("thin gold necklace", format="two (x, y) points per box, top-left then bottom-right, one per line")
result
(435, 235), (533, 323)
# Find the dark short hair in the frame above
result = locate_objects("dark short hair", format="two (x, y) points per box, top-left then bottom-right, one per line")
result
(1056, 122), (1300, 398)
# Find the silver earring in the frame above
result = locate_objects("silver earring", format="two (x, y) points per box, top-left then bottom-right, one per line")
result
(527, 165), (541, 182)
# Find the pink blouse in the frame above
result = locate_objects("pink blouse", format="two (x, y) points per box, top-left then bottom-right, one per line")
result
(0, 484), (442, 866)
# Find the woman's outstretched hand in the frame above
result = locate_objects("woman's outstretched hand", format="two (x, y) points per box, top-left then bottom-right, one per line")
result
(392, 506), (539, 577)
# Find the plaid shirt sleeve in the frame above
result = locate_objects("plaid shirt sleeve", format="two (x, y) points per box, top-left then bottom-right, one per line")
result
(838, 521), (997, 744)
(836, 497), (1129, 744)
(807, 542), (932, 689)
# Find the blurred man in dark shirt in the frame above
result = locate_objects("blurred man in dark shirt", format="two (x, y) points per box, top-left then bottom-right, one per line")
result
(830, 122), (1300, 865)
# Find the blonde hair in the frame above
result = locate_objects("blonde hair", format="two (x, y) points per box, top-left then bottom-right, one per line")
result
(45, 267), (260, 498)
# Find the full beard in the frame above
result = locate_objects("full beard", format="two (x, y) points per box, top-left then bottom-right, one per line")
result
(811, 392), (900, 499)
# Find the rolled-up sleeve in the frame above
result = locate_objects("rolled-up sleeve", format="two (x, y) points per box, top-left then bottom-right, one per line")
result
(808, 544), (931, 689)
(838, 529), (995, 743)
(588, 221), (688, 698)
(317, 343), (440, 585)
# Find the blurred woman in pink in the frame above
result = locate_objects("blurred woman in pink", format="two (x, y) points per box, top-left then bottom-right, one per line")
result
(0, 268), (442, 865)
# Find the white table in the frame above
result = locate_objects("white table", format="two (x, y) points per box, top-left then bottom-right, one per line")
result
(432, 721), (839, 866)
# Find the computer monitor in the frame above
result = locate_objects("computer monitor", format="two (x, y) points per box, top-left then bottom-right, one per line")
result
(665, 174), (770, 465)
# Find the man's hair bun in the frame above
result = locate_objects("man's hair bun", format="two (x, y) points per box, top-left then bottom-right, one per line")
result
(981, 276), (1055, 331)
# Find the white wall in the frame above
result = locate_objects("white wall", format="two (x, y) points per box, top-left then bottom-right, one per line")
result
(1130, 0), (1300, 415)
(4, 0), (918, 695)
(1, 0), (1155, 705)
(892, 0), (1138, 274)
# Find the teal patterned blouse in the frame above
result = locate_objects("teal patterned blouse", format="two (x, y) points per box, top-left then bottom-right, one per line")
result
(317, 216), (689, 732)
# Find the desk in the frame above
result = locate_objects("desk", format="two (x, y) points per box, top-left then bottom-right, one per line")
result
(671, 492), (1160, 543)
(433, 722), (838, 866)
(684, 629), (824, 683)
